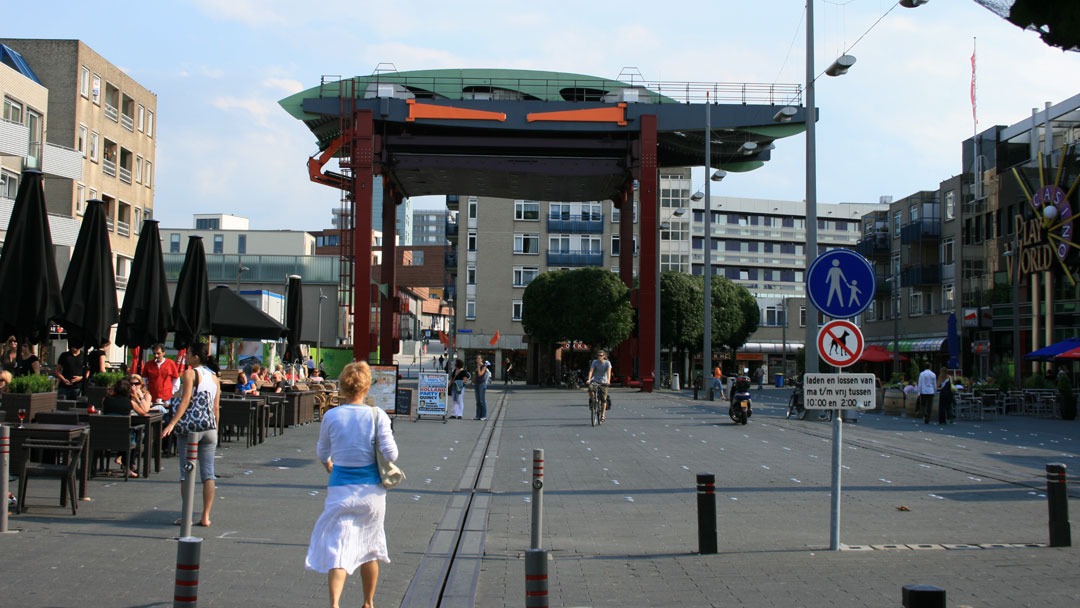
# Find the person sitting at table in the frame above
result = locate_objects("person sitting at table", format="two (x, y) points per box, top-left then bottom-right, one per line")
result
(0, 369), (11, 394)
(128, 374), (154, 415)
(1, 336), (17, 374)
(309, 369), (324, 384)
(237, 371), (259, 396)
(249, 364), (264, 384)
(102, 376), (147, 477)
(269, 371), (287, 394)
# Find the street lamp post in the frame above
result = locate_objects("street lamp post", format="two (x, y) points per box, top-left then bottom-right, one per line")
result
(886, 272), (901, 377)
(236, 263), (250, 293)
(656, 209), (687, 389)
(781, 296), (788, 380)
(1004, 234), (1021, 390)
(317, 288), (328, 367)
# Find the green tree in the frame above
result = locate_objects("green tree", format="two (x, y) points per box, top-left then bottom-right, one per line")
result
(521, 268), (634, 349)
(521, 270), (572, 344)
(660, 271), (703, 353)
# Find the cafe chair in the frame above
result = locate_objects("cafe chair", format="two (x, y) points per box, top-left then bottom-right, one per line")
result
(17, 432), (88, 515)
(88, 416), (144, 480)
(218, 400), (255, 447)
(35, 411), (81, 425)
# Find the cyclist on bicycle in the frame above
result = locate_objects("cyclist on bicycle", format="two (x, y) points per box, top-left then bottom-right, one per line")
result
(585, 349), (612, 422)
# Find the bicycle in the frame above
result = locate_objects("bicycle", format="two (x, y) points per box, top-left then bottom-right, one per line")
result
(588, 382), (608, 426)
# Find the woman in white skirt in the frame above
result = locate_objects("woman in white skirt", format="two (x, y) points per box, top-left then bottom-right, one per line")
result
(306, 361), (399, 608)
(448, 359), (468, 419)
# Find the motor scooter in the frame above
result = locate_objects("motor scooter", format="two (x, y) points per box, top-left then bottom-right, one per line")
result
(729, 374), (752, 424)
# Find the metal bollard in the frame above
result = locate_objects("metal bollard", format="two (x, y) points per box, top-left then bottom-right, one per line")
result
(179, 433), (200, 540)
(1047, 463), (1071, 547)
(174, 537), (202, 607)
(531, 449), (544, 549)
(901, 584), (945, 608)
(1, 425), (11, 533)
(524, 548), (549, 608)
(696, 473), (717, 554)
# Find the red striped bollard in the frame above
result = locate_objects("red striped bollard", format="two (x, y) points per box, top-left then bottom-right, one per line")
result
(1, 425), (11, 533)
(697, 472), (717, 554)
(179, 432), (201, 539)
(174, 537), (201, 607)
(525, 548), (548, 608)
(531, 448), (544, 549)
(1047, 463), (1071, 547)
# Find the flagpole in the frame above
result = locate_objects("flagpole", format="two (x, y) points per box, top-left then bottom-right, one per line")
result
(971, 37), (977, 136)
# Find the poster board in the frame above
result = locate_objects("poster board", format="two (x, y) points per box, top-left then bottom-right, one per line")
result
(416, 372), (449, 422)
(364, 365), (398, 411)
(395, 388), (414, 421)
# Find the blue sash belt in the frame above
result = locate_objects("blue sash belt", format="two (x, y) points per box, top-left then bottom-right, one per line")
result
(328, 463), (380, 487)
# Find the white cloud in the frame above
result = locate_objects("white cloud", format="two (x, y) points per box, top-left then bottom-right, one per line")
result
(263, 77), (304, 94)
(190, 0), (290, 27)
(210, 95), (278, 128)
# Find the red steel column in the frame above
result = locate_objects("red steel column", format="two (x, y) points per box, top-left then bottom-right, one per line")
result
(380, 180), (400, 364)
(616, 181), (635, 382)
(352, 110), (375, 362)
(638, 114), (658, 391)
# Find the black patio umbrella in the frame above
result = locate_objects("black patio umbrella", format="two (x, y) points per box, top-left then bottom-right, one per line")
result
(0, 169), (63, 343)
(172, 236), (211, 350)
(285, 275), (303, 363)
(208, 285), (288, 340)
(116, 219), (173, 368)
(56, 199), (118, 349)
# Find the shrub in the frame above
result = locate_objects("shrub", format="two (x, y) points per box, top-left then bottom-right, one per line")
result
(92, 371), (125, 388)
(8, 373), (55, 394)
(1023, 374), (1051, 389)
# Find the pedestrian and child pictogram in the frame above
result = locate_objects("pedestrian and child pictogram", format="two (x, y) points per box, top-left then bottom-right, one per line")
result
(816, 319), (864, 368)
(805, 249), (876, 319)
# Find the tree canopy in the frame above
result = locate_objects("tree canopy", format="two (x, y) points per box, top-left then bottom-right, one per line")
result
(521, 267), (634, 349)
(659, 272), (759, 354)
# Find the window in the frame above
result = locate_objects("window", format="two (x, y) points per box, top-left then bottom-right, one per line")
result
(514, 200), (540, 220)
(582, 234), (601, 252)
(468, 197), (478, 219)
(92, 74), (101, 105)
(466, 265), (476, 284)
(3, 97), (22, 123)
(764, 305), (785, 326)
(942, 283), (954, 313)
(513, 266), (539, 287)
(582, 202), (602, 221)
(88, 188), (97, 203)
(944, 190), (955, 220)
(941, 238), (954, 265)
(89, 131), (99, 162)
(135, 156), (143, 183)
(465, 299), (476, 320)
(80, 66), (90, 98)
(611, 234), (621, 256)
(893, 210), (901, 237)
(170, 233), (181, 253)
(549, 203), (570, 220)
(195, 218), (220, 230)
(146, 110), (153, 137)
(799, 306), (807, 327)
(405, 250), (423, 266)
(77, 125), (87, 156)
(145, 160), (152, 187)
(910, 204), (920, 222)
(611, 201), (638, 223)
(75, 183), (85, 215)
(512, 300), (523, 321)
(134, 208), (142, 234)
(137, 104), (145, 131)
(513, 233), (539, 254)
(467, 231), (477, 251)
(661, 221), (690, 241)
(213, 234), (224, 254)
(909, 291), (923, 317)
(0, 170), (16, 199)
(661, 185), (689, 208)
(237, 234), (247, 254)
(549, 234), (570, 252)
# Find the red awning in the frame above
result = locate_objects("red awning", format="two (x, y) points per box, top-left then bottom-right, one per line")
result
(858, 344), (909, 363)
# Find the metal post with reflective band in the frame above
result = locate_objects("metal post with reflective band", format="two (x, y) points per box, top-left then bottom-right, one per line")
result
(531, 448), (543, 549)
(179, 432), (200, 539)
(697, 472), (717, 554)
(1046, 463), (1071, 547)
(524, 548), (548, 608)
(174, 537), (201, 607)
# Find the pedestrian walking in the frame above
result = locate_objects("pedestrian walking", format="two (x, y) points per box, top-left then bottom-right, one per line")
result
(306, 361), (399, 608)
(754, 366), (764, 391)
(938, 366), (956, 424)
(504, 357), (513, 385)
(917, 362), (937, 424)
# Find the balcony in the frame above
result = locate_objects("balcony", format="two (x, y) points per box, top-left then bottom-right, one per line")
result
(900, 218), (941, 243)
(547, 213), (604, 234)
(546, 249), (604, 267)
(117, 220), (130, 237)
(41, 142), (83, 180)
(445, 195), (459, 211)
(901, 263), (941, 286)
(445, 252), (458, 267)
(0, 117), (29, 157)
(115, 276), (129, 290)
(121, 113), (134, 132)
(854, 233), (890, 258)
(106, 216), (115, 232)
(445, 219), (458, 241)
(875, 276), (892, 295)
(103, 158), (116, 177)
(119, 166), (132, 184)
(104, 103), (118, 122)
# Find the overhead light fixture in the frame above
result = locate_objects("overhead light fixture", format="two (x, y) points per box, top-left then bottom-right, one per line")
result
(710, 170), (727, 182)
(673, 207), (688, 217)
(773, 107), (797, 123)
(899, 0), (929, 7)
(739, 142), (758, 156)
(759, 143), (776, 153)
(691, 190), (704, 202)
(825, 55), (856, 77)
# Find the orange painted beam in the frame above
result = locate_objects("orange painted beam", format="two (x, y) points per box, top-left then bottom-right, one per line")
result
(406, 99), (506, 122)
(527, 103), (627, 126)
(308, 136), (347, 189)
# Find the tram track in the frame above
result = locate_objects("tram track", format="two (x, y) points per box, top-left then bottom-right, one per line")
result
(400, 391), (507, 608)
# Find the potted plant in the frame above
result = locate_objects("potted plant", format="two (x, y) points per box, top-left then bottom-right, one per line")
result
(85, 371), (124, 409)
(2, 373), (58, 422)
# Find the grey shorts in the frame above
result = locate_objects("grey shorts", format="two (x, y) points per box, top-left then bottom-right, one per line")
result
(178, 429), (218, 482)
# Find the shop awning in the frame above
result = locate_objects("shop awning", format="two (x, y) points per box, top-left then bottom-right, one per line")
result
(740, 342), (803, 354)
(871, 337), (947, 352)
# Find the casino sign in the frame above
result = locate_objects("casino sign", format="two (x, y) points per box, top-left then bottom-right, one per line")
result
(1011, 150), (1080, 284)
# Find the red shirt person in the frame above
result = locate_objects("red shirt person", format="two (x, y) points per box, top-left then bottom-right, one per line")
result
(144, 345), (180, 402)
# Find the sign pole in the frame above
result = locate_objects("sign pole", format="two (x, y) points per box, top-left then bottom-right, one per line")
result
(829, 367), (842, 551)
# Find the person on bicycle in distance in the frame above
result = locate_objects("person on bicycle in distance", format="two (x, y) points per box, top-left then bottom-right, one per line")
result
(585, 348), (612, 422)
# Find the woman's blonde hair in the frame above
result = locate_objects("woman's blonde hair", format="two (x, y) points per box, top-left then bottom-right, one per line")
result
(338, 361), (372, 404)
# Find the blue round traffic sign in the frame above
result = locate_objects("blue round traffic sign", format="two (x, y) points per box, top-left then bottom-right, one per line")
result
(805, 249), (876, 319)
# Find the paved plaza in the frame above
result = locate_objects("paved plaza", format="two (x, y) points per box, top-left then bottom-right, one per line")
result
(3, 377), (1079, 607)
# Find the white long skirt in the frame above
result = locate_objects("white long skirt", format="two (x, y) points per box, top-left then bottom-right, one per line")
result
(449, 390), (465, 418)
(305, 483), (390, 574)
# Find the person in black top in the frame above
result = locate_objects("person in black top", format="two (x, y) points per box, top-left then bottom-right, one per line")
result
(87, 342), (110, 375)
(101, 377), (145, 477)
(14, 342), (40, 377)
(56, 345), (89, 399)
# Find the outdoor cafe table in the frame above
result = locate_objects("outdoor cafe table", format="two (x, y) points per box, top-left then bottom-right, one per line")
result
(2, 422), (90, 500)
(131, 413), (163, 478)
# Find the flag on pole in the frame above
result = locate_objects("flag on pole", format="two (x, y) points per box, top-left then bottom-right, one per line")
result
(970, 40), (978, 128)
(489, 330), (500, 346)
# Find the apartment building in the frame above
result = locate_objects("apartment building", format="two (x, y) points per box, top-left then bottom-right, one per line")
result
(412, 209), (448, 245)
(0, 38), (158, 291)
(450, 194), (640, 371)
(162, 213), (317, 256)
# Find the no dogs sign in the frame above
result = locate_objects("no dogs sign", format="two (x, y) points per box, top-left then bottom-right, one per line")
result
(816, 320), (863, 368)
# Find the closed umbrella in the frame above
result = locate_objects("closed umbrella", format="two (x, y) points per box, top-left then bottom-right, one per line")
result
(56, 199), (118, 348)
(946, 312), (960, 369)
(116, 219), (173, 371)
(285, 275), (303, 364)
(0, 169), (63, 342)
(172, 236), (211, 350)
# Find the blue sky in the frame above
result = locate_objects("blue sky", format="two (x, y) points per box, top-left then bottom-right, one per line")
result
(8, 1), (1079, 230)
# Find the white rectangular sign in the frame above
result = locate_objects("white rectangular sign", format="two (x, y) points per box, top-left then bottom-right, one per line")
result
(417, 372), (449, 417)
(802, 373), (877, 409)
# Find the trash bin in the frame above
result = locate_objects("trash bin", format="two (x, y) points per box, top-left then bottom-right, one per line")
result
(672, 373), (680, 390)
(774, 373), (784, 388)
